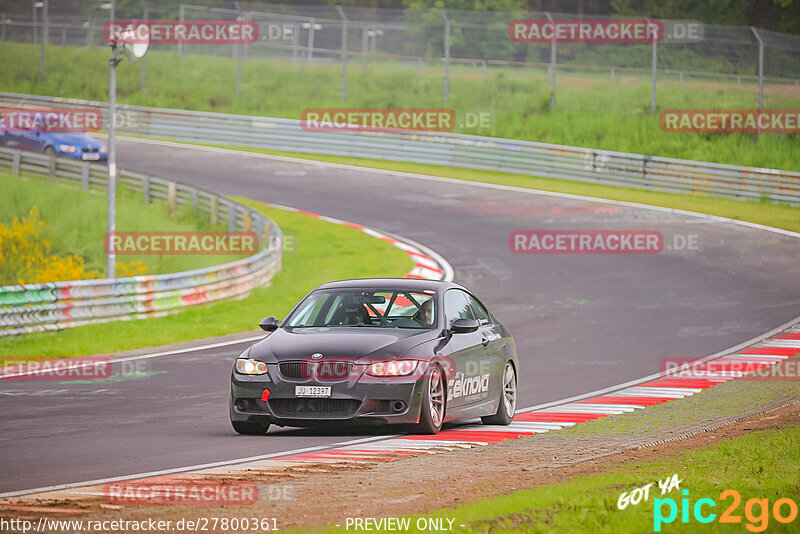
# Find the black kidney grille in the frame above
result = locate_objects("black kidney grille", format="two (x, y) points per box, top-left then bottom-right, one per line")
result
(278, 361), (354, 380)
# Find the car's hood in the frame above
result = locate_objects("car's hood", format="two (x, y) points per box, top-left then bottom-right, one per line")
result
(248, 327), (440, 362)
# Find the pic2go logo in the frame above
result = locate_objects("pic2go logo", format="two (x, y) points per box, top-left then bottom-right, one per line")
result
(654, 489), (798, 532)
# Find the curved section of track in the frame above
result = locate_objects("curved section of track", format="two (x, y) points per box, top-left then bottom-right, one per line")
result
(1, 139), (799, 494)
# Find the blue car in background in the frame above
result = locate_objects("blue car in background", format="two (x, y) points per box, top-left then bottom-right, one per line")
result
(0, 117), (107, 162)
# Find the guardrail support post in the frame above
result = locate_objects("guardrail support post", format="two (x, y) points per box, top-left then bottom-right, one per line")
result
(210, 196), (218, 226)
(81, 162), (90, 190)
(11, 150), (21, 176)
(191, 189), (198, 212)
(168, 182), (177, 216)
(142, 175), (150, 203)
(243, 210), (251, 232)
(228, 204), (237, 233)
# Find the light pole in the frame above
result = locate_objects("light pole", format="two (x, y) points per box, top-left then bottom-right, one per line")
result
(104, 1), (149, 278)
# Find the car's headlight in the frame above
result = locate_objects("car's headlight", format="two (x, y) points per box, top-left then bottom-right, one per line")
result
(366, 360), (418, 377)
(58, 144), (77, 153)
(100, 146), (107, 153)
(235, 359), (268, 375)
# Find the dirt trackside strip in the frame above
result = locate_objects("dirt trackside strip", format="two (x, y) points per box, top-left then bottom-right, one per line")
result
(1, 358), (797, 532)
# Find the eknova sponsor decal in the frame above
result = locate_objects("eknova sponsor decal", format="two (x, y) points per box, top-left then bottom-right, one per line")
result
(1, 357), (111, 380)
(661, 109), (800, 133)
(104, 480), (258, 505)
(104, 20), (258, 45)
(1, 108), (102, 132)
(105, 231), (259, 255)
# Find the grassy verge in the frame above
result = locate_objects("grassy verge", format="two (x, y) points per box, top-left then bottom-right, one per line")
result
(197, 144), (800, 234)
(2, 42), (798, 170)
(0, 170), (244, 281)
(0, 197), (414, 359)
(309, 424), (800, 533)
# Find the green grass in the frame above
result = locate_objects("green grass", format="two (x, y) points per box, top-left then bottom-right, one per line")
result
(0, 198), (414, 360)
(0, 170), (243, 282)
(2, 41), (798, 171)
(194, 145), (800, 234)
(307, 425), (800, 533)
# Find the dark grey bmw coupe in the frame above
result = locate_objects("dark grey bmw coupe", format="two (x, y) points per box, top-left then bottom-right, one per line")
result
(230, 278), (518, 435)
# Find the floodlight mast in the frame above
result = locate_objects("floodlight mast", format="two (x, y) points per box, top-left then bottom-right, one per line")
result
(106, 1), (118, 278)
(106, 2), (148, 278)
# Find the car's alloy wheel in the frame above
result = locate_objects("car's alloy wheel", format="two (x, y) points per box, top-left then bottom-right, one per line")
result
(482, 361), (516, 425)
(416, 364), (445, 434)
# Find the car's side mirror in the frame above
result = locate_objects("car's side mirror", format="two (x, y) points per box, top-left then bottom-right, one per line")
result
(259, 316), (280, 332)
(450, 318), (479, 334)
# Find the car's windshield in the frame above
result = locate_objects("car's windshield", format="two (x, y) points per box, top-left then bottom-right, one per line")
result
(284, 289), (436, 329)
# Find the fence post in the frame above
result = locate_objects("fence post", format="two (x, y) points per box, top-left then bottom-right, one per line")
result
(32, 1), (37, 45)
(1, 13), (6, 42)
(650, 19), (657, 114)
(81, 162), (90, 190)
(361, 26), (368, 72)
(610, 67), (614, 84)
(545, 11), (556, 109)
(679, 71), (683, 87)
(140, 2), (147, 91)
(336, 6), (347, 103)
(750, 27), (764, 140)
(440, 9), (450, 107)
(39, 0), (48, 75)
(178, 4), (185, 55)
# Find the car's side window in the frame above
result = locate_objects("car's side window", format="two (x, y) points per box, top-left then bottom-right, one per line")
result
(444, 289), (475, 327)
(467, 294), (491, 325)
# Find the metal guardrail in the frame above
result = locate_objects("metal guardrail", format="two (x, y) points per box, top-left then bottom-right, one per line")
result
(0, 147), (282, 337)
(1, 91), (797, 205)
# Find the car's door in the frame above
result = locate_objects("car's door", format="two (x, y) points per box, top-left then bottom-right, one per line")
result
(443, 289), (492, 411)
(465, 292), (507, 404)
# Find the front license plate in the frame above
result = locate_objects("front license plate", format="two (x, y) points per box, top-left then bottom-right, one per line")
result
(295, 386), (331, 398)
(82, 153), (100, 160)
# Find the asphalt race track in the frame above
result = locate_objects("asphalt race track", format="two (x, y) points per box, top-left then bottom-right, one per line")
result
(2, 139), (799, 494)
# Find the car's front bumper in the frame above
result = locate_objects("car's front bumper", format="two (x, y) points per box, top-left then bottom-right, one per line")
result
(230, 364), (430, 427)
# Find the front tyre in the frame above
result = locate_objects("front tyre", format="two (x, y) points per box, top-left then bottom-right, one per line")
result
(231, 420), (270, 435)
(415, 364), (445, 434)
(482, 361), (516, 426)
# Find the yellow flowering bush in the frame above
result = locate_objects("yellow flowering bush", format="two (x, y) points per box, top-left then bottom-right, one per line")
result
(0, 206), (147, 284)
